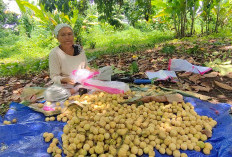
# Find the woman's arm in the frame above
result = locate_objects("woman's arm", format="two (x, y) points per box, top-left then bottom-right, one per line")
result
(49, 51), (66, 84)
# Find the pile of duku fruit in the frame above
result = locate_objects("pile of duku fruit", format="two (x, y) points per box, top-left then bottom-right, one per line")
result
(43, 85), (216, 157)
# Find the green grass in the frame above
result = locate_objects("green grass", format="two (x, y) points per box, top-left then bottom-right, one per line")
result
(0, 27), (57, 76)
(0, 25), (174, 76)
(1, 24), (231, 77)
(0, 28), (57, 63)
(83, 26), (174, 58)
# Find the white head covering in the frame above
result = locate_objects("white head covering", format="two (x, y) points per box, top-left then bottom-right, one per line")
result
(54, 23), (73, 38)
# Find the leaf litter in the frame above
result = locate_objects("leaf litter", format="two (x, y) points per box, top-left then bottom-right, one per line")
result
(0, 37), (232, 116)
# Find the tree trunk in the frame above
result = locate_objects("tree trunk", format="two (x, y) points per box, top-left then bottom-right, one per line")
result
(215, 3), (220, 33)
(207, 15), (210, 34)
(184, 12), (187, 36)
(173, 14), (178, 37)
(180, 13), (185, 37)
(177, 15), (180, 36)
(181, 0), (187, 37)
(201, 22), (203, 34)
(190, 8), (195, 36)
(144, 0), (151, 21)
(205, 16), (208, 34)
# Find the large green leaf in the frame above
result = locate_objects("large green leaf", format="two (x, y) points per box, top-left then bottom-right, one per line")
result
(16, 0), (48, 23)
(16, 0), (26, 13)
(151, 0), (166, 8)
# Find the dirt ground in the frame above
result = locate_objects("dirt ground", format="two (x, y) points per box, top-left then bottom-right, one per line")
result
(0, 38), (232, 116)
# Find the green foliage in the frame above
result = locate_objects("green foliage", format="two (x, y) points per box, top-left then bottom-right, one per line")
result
(204, 59), (232, 75)
(0, 28), (19, 45)
(161, 44), (176, 54)
(112, 66), (126, 75)
(187, 45), (201, 54)
(0, 103), (9, 117)
(108, 18), (124, 29)
(0, 0), (6, 24)
(130, 61), (139, 74)
(0, 23), (173, 76)
(1, 0), (232, 78)
(0, 58), (48, 76)
(89, 41), (96, 49)
(39, 0), (89, 17)
(134, 20), (153, 32)
(94, 0), (123, 22)
(0, 26), (57, 76)
(123, 1), (143, 26)
(83, 26), (174, 58)
(20, 13), (34, 38)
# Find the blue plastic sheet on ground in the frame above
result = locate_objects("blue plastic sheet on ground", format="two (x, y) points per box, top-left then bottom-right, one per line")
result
(0, 97), (232, 157)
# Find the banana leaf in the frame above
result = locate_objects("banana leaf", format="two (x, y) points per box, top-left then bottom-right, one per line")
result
(160, 87), (212, 101)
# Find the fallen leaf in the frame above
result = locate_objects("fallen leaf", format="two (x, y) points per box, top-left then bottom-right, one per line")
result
(182, 83), (192, 91)
(160, 87), (212, 101)
(13, 90), (19, 94)
(44, 76), (50, 82)
(204, 72), (218, 78)
(11, 94), (20, 101)
(12, 82), (23, 90)
(214, 81), (232, 90)
(19, 80), (27, 84)
(201, 129), (212, 138)
(226, 72), (232, 79)
(151, 96), (167, 102)
(165, 94), (184, 103)
(189, 74), (201, 84)
(201, 82), (211, 87)
(25, 82), (33, 87)
(176, 82), (184, 89)
(140, 96), (167, 103)
(151, 59), (156, 63)
(178, 72), (192, 77)
(187, 57), (195, 64)
(192, 86), (211, 92)
(180, 56), (186, 60)
(9, 77), (17, 83)
(0, 86), (4, 91)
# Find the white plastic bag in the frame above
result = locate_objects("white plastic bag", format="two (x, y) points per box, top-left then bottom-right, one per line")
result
(168, 59), (212, 74)
(71, 69), (129, 94)
(94, 66), (113, 81)
(145, 70), (178, 82)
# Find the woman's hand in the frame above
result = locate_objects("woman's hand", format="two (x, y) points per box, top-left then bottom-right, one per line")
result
(61, 77), (75, 85)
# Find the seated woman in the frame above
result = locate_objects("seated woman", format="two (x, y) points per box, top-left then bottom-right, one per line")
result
(49, 23), (91, 95)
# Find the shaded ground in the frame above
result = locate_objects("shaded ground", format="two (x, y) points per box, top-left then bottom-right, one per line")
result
(1, 37), (232, 116)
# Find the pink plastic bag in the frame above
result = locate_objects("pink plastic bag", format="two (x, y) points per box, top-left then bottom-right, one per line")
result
(71, 69), (129, 94)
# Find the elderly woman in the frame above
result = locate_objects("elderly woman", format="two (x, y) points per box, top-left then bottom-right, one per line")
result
(47, 23), (91, 98)
(50, 24), (88, 85)
(45, 23), (112, 101)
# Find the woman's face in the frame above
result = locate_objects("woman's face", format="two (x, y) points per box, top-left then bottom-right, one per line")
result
(57, 27), (74, 47)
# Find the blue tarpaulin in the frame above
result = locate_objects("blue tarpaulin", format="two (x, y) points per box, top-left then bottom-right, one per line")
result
(0, 97), (232, 157)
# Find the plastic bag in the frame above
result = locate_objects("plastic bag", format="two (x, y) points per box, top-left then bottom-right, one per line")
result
(94, 66), (113, 81)
(44, 84), (71, 102)
(145, 70), (178, 82)
(71, 69), (129, 94)
(27, 84), (74, 116)
(168, 59), (212, 74)
(20, 87), (46, 102)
